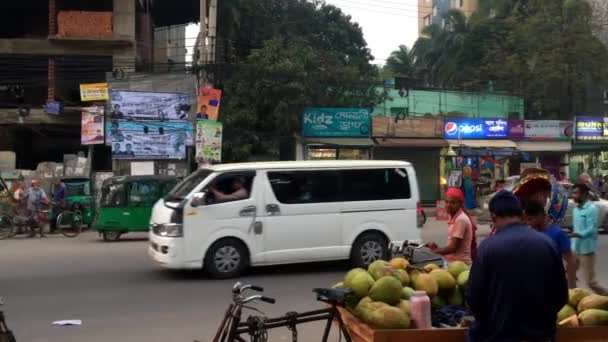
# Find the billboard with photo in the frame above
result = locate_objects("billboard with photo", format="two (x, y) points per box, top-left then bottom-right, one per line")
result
(196, 121), (223, 164)
(109, 90), (192, 120)
(81, 106), (105, 145)
(106, 121), (194, 160)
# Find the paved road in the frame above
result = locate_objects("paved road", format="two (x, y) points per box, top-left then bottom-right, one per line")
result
(1, 219), (608, 342)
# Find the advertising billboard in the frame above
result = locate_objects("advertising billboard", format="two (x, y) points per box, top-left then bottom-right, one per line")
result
(81, 106), (105, 145)
(443, 118), (508, 139)
(508, 120), (574, 140)
(109, 90), (192, 120)
(302, 108), (371, 137)
(576, 116), (607, 141)
(106, 121), (193, 159)
(196, 120), (223, 164)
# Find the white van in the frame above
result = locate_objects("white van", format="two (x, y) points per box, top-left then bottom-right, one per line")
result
(148, 160), (421, 278)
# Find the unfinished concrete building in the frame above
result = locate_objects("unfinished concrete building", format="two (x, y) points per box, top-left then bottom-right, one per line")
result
(0, 0), (198, 171)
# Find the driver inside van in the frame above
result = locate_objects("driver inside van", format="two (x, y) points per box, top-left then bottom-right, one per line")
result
(210, 177), (248, 203)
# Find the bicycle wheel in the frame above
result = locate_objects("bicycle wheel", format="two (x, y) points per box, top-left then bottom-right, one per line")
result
(0, 215), (13, 240)
(57, 211), (82, 238)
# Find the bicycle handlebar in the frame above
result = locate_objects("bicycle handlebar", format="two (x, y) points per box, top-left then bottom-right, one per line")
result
(241, 294), (276, 305)
(232, 282), (264, 294)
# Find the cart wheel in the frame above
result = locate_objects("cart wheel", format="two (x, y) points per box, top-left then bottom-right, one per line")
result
(102, 230), (122, 242)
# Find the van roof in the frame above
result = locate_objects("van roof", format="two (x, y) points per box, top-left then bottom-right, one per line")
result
(208, 160), (412, 172)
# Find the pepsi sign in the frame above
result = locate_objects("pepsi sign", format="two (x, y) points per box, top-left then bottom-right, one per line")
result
(443, 119), (509, 139)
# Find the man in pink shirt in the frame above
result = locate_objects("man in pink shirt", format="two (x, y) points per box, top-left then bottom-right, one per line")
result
(427, 188), (476, 264)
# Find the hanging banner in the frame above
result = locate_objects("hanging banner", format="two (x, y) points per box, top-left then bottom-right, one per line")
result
(81, 106), (105, 145)
(106, 121), (193, 160)
(80, 83), (109, 102)
(110, 90), (192, 120)
(302, 108), (371, 137)
(197, 88), (222, 121)
(196, 120), (223, 164)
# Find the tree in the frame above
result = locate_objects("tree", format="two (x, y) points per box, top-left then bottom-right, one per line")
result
(216, 0), (380, 161)
(409, 0), (608, 117)
(384, 45), (413, 77)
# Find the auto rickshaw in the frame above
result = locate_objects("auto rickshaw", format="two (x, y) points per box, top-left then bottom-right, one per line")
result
(52, 177), (95, 227)
(95, 175), (178, 241)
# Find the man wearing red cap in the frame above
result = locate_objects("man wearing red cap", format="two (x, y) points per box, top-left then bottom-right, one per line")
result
(427, 188), (477, 264)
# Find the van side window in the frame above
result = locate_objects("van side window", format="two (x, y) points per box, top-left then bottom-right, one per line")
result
(342, 168), (411, 201)
(206, 174), (255, 204)
(268, 171), (341, 204)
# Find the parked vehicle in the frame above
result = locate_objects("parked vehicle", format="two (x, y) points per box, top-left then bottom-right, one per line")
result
(94, 176), (178, 241)
(52, 177), (95, 227)
(477, 176), (608, 232)
(148, 160), (421, 278)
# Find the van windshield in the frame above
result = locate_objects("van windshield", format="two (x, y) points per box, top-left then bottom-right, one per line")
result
(165, 169), (212, 201)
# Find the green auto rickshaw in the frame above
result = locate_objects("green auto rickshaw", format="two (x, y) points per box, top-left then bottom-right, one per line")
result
(52, 177), (95, 227)
(95, 175), (178, 241)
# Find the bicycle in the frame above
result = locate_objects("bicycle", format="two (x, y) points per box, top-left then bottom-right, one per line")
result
(55, 208), (84, 238)
(210, 282), (353, 342)
(390, 241), (444, 267)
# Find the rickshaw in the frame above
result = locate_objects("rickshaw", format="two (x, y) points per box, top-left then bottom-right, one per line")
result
(95, 175), (178, 241)
(52, 177), (95, 227)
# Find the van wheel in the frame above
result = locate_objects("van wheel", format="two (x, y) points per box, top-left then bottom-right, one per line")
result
(351, 232), (389, 268)
(102, 231), (122, 242)
(204, 238), (248, 279)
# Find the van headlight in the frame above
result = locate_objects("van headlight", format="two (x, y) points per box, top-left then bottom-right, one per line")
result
(152, 223), (183, 237)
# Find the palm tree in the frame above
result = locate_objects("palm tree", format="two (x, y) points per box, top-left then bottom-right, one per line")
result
(385, 45), (414, 77)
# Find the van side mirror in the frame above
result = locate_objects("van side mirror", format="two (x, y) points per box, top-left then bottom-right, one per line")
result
(191, 192), (207, 208)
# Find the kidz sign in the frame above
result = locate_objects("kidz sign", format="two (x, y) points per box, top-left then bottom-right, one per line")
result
(444, 119), (509, 139)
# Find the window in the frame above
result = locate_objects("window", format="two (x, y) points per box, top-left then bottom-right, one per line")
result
(423, 15), (431, 26)
(205, 172), (255, 204)
(341, 168), (411, 202)
(128, 181), (161, 207)
(267, 168), (411, 204)
(460, 0), (464, 7)
(166, 169), (212, 201)
(101, 183), (126, 207)
(432, 5), (438, 16)
(268, 171), (341, 204)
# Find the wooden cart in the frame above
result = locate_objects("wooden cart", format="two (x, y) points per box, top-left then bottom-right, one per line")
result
(338, 307), (608, 342)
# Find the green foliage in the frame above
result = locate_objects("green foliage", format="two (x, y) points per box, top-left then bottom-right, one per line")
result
(217, 0), (380, 161)
(408, 0), (608, 117)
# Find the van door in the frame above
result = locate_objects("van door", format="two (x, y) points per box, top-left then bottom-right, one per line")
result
(183, 171), (261, 264)
(258, 170), (343, 264)
(340, 167), (419, 245)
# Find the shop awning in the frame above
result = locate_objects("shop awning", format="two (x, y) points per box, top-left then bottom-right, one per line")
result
(515, 141), (572, 152)
(373, 138), (448, 147)
(447, 140), (518, 149)
(303, 138), (374, 147)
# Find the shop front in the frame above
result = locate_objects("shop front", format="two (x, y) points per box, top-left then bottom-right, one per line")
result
(298, 108), (372, 160)
(442, 118), (516, 208)
(372, 116), (445, 203)
(571, 116), (608, 181)
(508, 120), (574, 178)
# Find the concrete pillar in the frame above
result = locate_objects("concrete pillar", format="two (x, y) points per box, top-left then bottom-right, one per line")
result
(113, 0), (137, 73)
(49, 0), (57, 36)
(47, 57), (56, 101)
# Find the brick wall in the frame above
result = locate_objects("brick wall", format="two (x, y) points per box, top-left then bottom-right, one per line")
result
(57, 11), (112, 39)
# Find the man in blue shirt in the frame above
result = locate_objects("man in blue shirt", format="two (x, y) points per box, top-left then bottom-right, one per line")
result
(571, 183), (607, 295)
(524, 200), (577, 288)
(467, 191), (568, 342)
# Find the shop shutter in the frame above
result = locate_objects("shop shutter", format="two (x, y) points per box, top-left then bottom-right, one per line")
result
(374, 148), (440, 204)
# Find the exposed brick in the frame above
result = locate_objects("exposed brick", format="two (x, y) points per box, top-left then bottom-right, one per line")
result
(49, 0), (57, 35)
(57, 11), (113, 39)
(47, 58), (55, 101)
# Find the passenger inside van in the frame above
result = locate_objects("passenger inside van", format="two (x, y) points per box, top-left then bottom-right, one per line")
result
(210, 176), (249, 203)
